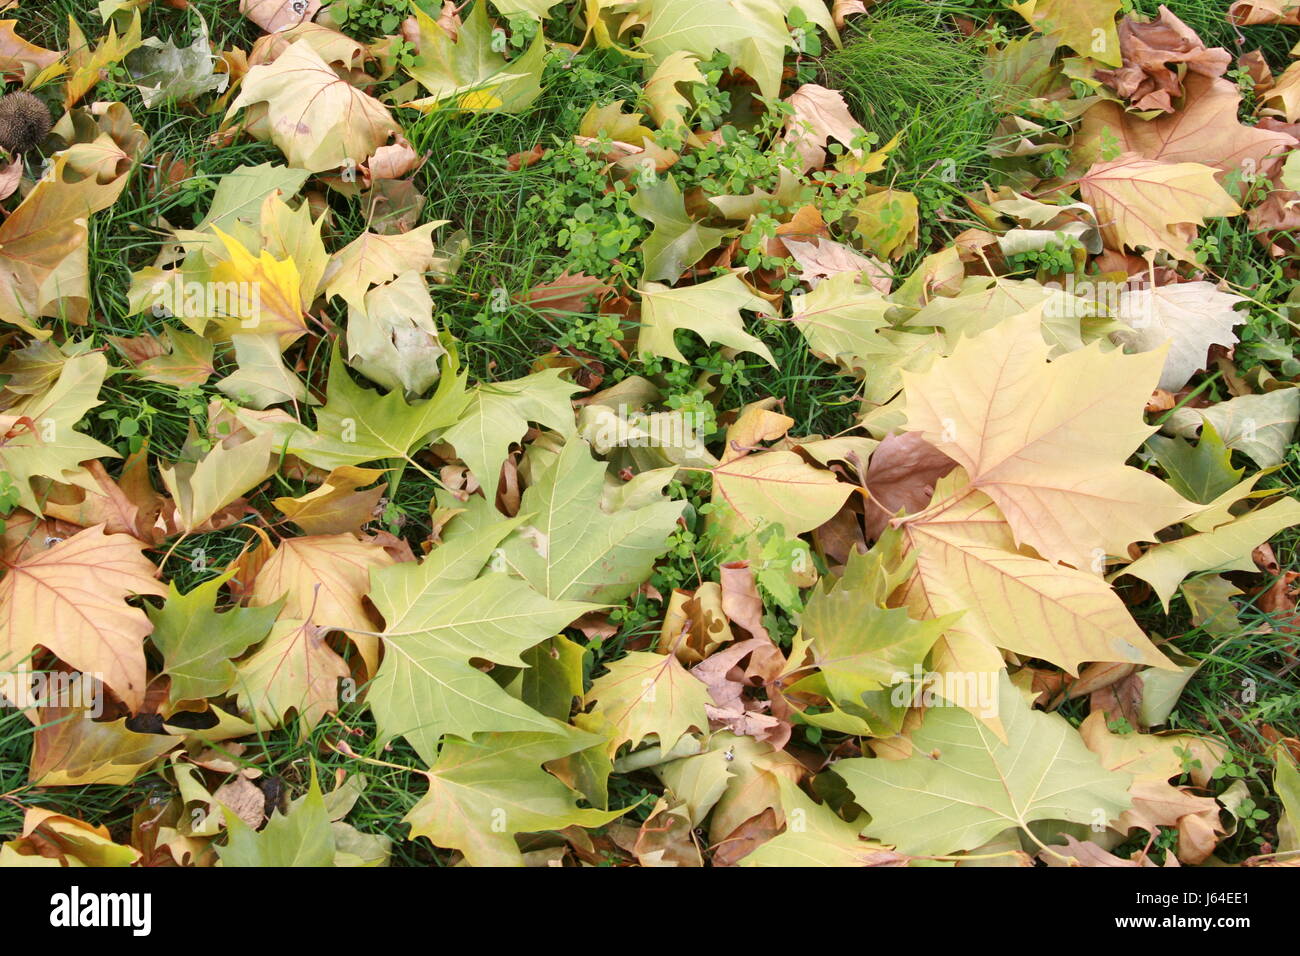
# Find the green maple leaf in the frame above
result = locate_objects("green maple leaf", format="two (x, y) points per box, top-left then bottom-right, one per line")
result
(836, 672), (1132, 857)
(367, 517), (597, 764)
(193, 163), (310, 236)
(487, 0), (565, 18)
(0, 349), (117, 514)
(1123, 497), (1300, 610)
(495, 437), (684, 603)
(637, 271), (776, 365)
(1276, 749), (1300, 854)
(216, 333), (308, 410)
(147, 568), (282, 706)
(441, 367), (580, 487)
(403, 2), (546, 113)
(636, 0), (835, 100)
(517, 635), (587, 721)
(219, 765), (336, 867)
(788, 272), (894, 374)
(795, 547), (958, 708)
(629, 174), (732, 283)
(238, 344), (468, 471)
(1165, 388), (1300, 470)
(404, 729), (623, 866)
(1146, 419), (1244, 505)
(741, 775), (903, 867)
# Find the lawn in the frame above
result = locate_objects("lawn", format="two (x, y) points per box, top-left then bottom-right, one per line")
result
(0, 0), (1297, 869)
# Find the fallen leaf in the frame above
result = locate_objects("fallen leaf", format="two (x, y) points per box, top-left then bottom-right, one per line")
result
(839, 671), (1133, 856)
(1112, 281), (1247, 391)
(0, 528), (165, 711)
(226, 39), (400, 173)
(1094, 7), (1231, 112)
(902, 310), (1198, 570)
(862, 432), (956, 539)
(1079, 153), (1241, 262)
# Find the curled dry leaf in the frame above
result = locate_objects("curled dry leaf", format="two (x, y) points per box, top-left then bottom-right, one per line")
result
(861, 432), (956, 540)
(1095, 7), (1231, 112)
(240, 0), (323, 34)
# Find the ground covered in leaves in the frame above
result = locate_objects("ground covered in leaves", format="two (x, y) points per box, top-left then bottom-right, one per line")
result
(0, 0), (1298, 868)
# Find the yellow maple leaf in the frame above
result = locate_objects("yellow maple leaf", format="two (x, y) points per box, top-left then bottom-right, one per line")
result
(249, 533), (395, 677)
(63, 12), (143, 108)
(208, 227), (306, 345)
(234, 618), (350, 734)
(0, 526), (166, 711)
(324, 220), (448, 310)
(901, 310), (1199, 571)
(1, 809), (140, 866)
(272, 466), (387, 537)
(898, 474), (1177, 682)
(1011, 0), (1121, 66)
(710, 450), (853, 540)
(583, 650), (711, 758)
(1079, 153), (1240, 262)
(0, 148), (134, 335)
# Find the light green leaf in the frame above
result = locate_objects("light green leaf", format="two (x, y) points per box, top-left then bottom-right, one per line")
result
(219, 765), (336, 867)
(653, 745), (732, 827)
(403, 2), (545, 113)
(404, 729), (624, 866)
(1146, 419), (1243, 504)
(1275, 749), (1300, 854)
(1180, 574), (1243, 637)
(488, 0), (565, 17)
(147, 568), (282, 706)
(643, 51), (705, 139)
(0, 349), (117, 514)
(441, 367), (580, 487)
(630, 174), (732, 282)
(159, 431), (277, 532)
(496, 437), (684, 602)
(368, 520), (596, 764)
(710, 450), (852, 539)
(788, 271), (893, 373)
(583, 650), (711, 757)
(1122, 498), (1300, 609)
(216, 333), (307, 409)
(1165, 388), (1300, 469)
(324, 221), (449, 312)
(800, 547), (957, 707)
(195, 163), (310, 236)
(234, 617), (350, 734)
(637, 271), (776, 365)
(905, 276), (1105, 358)
(837, 671), (1132, 856)
(741, 775), (902, 867)
(637, 0), (832, 100)
(237, 344), (468, 471)
(515, 635), (586, 721)
(345, 271), (446, 397)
